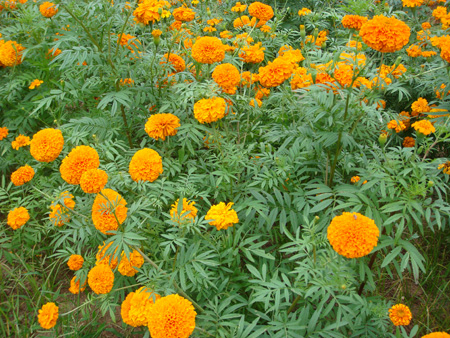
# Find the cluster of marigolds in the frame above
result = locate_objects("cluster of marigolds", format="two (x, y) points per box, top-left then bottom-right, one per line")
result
(1, 0), (450, 336)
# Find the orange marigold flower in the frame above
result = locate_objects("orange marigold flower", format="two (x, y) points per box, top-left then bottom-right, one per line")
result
(351, 176), (361, 183)
(39, 2), (58, 18)
(341, 15), (368, 30)
(11, 165), (34, 186)
(411, 97), (430, 116)
(278, 46), (305, 65)
(152, 29), (162, 38)
(173, 6), (195, 22)
(120, 78), (134, 86)
(129, 148), (163, 182)
(412, 120), (435, 135)
(147, 294), (196, 338)
(122, 287), (161, 327)
(145, 113), (180, 141)
(30, 128), (64, 162)
(327, 212), (380, 258)
(422, 22), (431, 30)
(118, 250), (144, 277)
(29, 79), (43, 89)
(7, 207), (29, 230)
(161, 53), (185, 73)
(92, 189), (127, 234)
(96, 242), (119, 269)
(212, 63), (240, 95)
(248, 1), (274, 22)
(220, 31), (233, 39)
(240, 42), (265, 64)
(298, 8), (311, 16)
(233, 15), (256, 28)
(333, 62), (354, 87)
(170, 198), (198, 222)
(11, 134), (31, 150)
(38, 302), (58, 329)
(193, 97), (227, 124)
(60, 145), (100, 185)
(191, 36), (225, 64)
(133, 0), (165, 24)
(49, 191), (75, 227)
(205, 202), (239, 231)
(260, 24), (271, 33)
(389, 304), (412, 326)
(69, 276), (87, 294)
(0, 126), (8, 140)
(250, 98), (262, 107)
(240, 71), (259, 87)
(231, 2), (247, 12)
(432, 6), (447, 20)
(422, 333), (450, 338)
(67, 254), (84, 271)
(47, 48), (62, 59)
(258, 57), (295, 88)
(387, 120), (407, 133)
(438, 161), (450, 175)
(0, 40), (25, 67)
(402, 0), (424, 7)
(290, 67), (313, 90)
(403, 136), (415, 148)
(407, 44), (422, 57)
(80, 169), (108, 194)
(359, 15), (411, 53)
(88, 264), (114, 294)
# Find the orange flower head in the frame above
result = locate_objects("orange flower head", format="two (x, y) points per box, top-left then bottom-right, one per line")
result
(298, 8), (311, 16)
(29, 79), (43, 89)
(240, 42), (265, 64)
(411, 97), (430, 116)
(67, 254), (84, 271)
(49, 191), (75, 227)
(173, 6), (195, 22)
(80, 169), (108, 194)
(351, 176), (361, 183)
(60, 145), (100, 185)
(212, 63), (240, 94)
(403, 136), (415, 148)
(389, 304), (412, 326)
(7, 207), (30, 230)
(92, 189), (127, 234)
(191, 36), (225, 64)
(432, 6), (447, 20)
(152, 29), (162, 38)
(38, 302), (58, 329)
(0, 40), (25, 67)
(145, 113), (180, 141)
(161, 53), (185, 73)
(170, 198), (198, 222)
(122, 287), (161, 327)
(39, 2), (58, 18)
(96, 242), (119, 269)
(411, 120), (435, 135)
(133, 0), (165, 24)
(118, 250), (144, 277)
(129, 148), (163, 182)
(11, 165), (34, 186)
(248, 1), (274, 22)
(69, 276), (87, 294)
(422, 333), (450, 338)
(30, 128), (64, 162)
(193, 97), (227, 124)
(0, 127), (8, 140)
(341, 15), (368, 30)
(402, 0), (424, 7)
(11, 134), (31, 150)
(290, 67), (313, 90)
(205, 202), (239, 230)
(88, 264), (114, 294)
(231, 2), (247, 12)
(258, 57), (295, 88)
(327, 212), (379, 258)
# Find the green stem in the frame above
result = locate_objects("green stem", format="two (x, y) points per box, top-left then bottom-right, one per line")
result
(287, 294), (301, 314)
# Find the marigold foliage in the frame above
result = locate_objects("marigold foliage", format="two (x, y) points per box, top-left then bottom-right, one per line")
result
(191, 37), (225, 64)
(147, 294), (196, 338)
(92, 189), (128, 234)
(327, 212), (379, 258)
(88, 264), (114, 294)
(60, 145), (100, 185)
(39, 2), (58, 18)
(193, 97), (227, 124)
(80, 168), (108, 194)
(69, 276), (87, 294)
(30, 128), (64, 162)
(7, 207), (30, 230)
(37, 302), (59, 330)
(212, 63), (240, 94)
(129, 148), (163, 182)
(389, 304), (412, 326)
(118, 250), (144, 277)
(11, 165), (34, 186)
(205, 202), (239, 230)
(170, 198), (198, 222)
(67, 254), (84, 271)
(121, 287), (161, 327)
(145, 113), (180, 141)
(411, 120), (435, 135)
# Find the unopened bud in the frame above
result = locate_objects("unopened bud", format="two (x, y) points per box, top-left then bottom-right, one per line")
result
(157, 7), (163, 14)
(313, 28), (318, 39)
(300, 25), (306, 39)
(428, 180), (434, 188)
(379, 133), (388, 147)
(207, 7), (211, 15)
(341, 284), (347, 290)
(393, 56), (402, 69)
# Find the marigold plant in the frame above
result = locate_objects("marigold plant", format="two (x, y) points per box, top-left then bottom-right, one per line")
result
(87, 264), (114, 294)
(389, 304), (413, 326)
(37, 302), (58, 330)
(80, 168), (108, 194)
(193, 97), (227, 124)
(10, 165), (34, 186)
(129, 148), (163, 182)
(145, 113), (180, 141)
(67, 254), (84, 271)
(60, 145), (100, 185)
(39, 2), (58, 18)
(7, 207), (30, 230)
(191, 37), (225, 64)
(205, 202), (239, 230)
(121, 287), (160, 327)
(30, 128), (64, 162)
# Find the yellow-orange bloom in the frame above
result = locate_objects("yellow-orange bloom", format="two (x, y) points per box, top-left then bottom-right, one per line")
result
(92, 189), (127, 234)
(258, 57), (295, 88)
(161, 53), (185, 73)
(69, 276), (87, 294)
(205, 202), (239, 230)
(49, 191), (75, 227)
(422, 333), (450, 338)
(438, 161), (450, 175)
(170, 198), (198, 222)
(133, 0), (165, 24)
(193, 97), (227, 124)
(88, 264), (114, 294)
(11, 134), (31, 150)
(290, 67), (313, 90)
(7, 207), (30, 230)
(402, 0), (423, 7)
(327, 212), (379, 258)
(0, 40), (25, 67)
(29, 79), (43, 89)
(231, 2), (247, 12)
(298, 8), (311, 16)
(118, 250), (144, 276)
(37, 302), (58, 329)
(96, 242), (119, 269)
(129, 148), (163, 182)
(212, 63), (240, 94)
(411, 120), (435, 135)
(389, 304), (412, 326)
(173, 6), (195, 22)
(122, 287), (161, 327)
(145, 113), (180, 141)
(191, 37), (225, 64)
(60, 145), (100, 185)
(0, 126), (8, 140)
(30, 128), (64, 162)
(248, 1), (273, 22)
(341, 15), (368, 30)
(240, 42), (265, 64)
(411, 97), (430, 116)
(351, 176), (361, 183)
(403, 136), (415, 148)
(80, 168), (108, 194)
(39, 2), (58, 18)
(11, 165), (34, 186)
(359, 15), (410, 53)
(147, 294), (196, 338)
(67, 254), (84, 271)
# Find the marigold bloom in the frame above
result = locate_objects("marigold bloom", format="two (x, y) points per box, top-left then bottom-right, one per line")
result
(133, 0), (165, 24)
(387, 120), (407, 133)
(122, 287), (161, 327)
(147, 294), (196, 338)
(30, 128), (64, 162)
(407, 44), (422, 57)
(193, 97), (227, 124)
(359, 15), (411, 53)
(49, 191), (75, 227)
(69, 276), (87, 294)
(351, 176), (360, 183)
(248, 1), (273, 22)
(298, 8), (311, 16)
(47, 48), (62, 59)
(212, 63), (240, 94)
(205, 202), (239, 231)
(389, 304), (412, 326)
(432, 6), (447, 20)
(29, 79), (43, 89)
(231, 2), (247, 12)
(144, 113), (180, 141)
(422, 333), (450, 338)
(11, 165), (34, 186)
(11, 134), (31, 150)
(403, 136), (415, 148)
(411, 98), (430, 116)
(118, 250), (144, 276)
(250, 98), (262, 107)
(327, 212), (379, 258)
(0, 40), (25, 67)
(412, 120), (435, 135)
(88, 264), (114, 294)
(67, 254), (84, 271)
(333, 62), (354, 87)
(38, 302), (58, 329)
(170, 198), (198, 222)
(233, 15), (255, 28)
(438, 161), (450, 175)
(152, 29), (162, 38)
(279, 46), (305, 65)
(39, 2), (58, 18)
(96, 242), (119, 269)
(92, 189), (127, 234)
(173, 6), (195, 22)
(402, 0), (423, 7)
(191, 37), (225, 64)
(130, 148), (164, 182)
(60, 145), (100, 185)
(290, 67), (313, 90)
(240, 42), (265, 64)
(7, 207), (30, 230)
(80, 169), (108, 194)
(0, 127), (8, 140)
(258, 57), (295, 88)
(341, 15), (368, 30)
(161, 53), (185, 73)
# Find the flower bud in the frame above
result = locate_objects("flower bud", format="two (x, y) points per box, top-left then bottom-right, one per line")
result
(427, 180), (434, 188)
(379, 132), (388, 147)
(300, 25), (306, 39)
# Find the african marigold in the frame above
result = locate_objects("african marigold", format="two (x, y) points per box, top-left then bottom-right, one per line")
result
(351, 176), (361, 184)
(29, 79), (43, 89)
(122, 287), (161, 327)
(39, 2), (58, 18)
(69, 276), (87, 294)
(92, 189), (127, 234)
(333, 62), (354, 87)
(438, 161), (450, 175)
(11, 134), (31, 150)
(205, 202), (239, 231)
(67, 254), (84, 271)
(411, 97), (430, 116)
(38, 302), (58, 329)
(298, 8), (311, 16)
(422, 333), (450, 338)
(192, 37), (225, 64)
(389, 304), (412, 326)
(11, 165), (34, 186)
(60, 145), (99, 185)
(118, 250), (144, 277)
(412, 120), (435, 135)
(432, 6), (447, 20)
(49, 191), (75, 227)
(212, 63), (240, 94)
(403, 136), (415, 148)
(145, 113), (180, 141)
(129, 148), (163, 183)
(327, 212), (379, 259)
(248, 1), (273, 22)
(258, 57), (295, 88)
(0, 40), (25, 67)
(170, 198), (198, 222)
(0, 127), (8, 140)
(7, 207), (30, 230)
(341, 15), (368, 30)
(240, 42), (265, 64)
(30, 128), (64, 162)
(147, 294), (196, 338)
(96, 242), (119, 269)
(173, 6), (195, 22)
(231, 2), (247, 12)
(80, 169), (108, 194)
(402, 0), (424, 7)
(88, 264), (114, 294)
(133, 0), (165, 24)
(161, 53), (185, 73)
(278, 46), (304, 65)
(359, 15), (410, 53)
(290, 67), (313, 90)
(193, 97), (227, 124)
